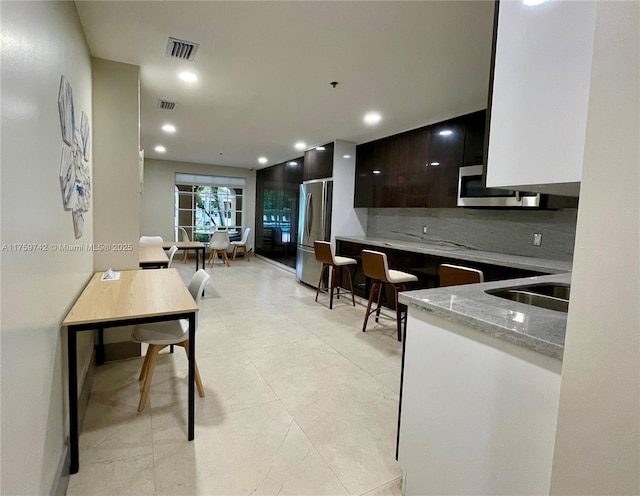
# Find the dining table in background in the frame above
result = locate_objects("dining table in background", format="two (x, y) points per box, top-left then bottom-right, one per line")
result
(139, 244), (169, 268)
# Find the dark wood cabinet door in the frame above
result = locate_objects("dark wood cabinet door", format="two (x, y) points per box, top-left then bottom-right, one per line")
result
(303, 142), (333, 181)
(462, 110), (487, 166)
(354, 142), (375, 207)
(370, 136), (399, 207)
(397, 127), (430, 207)
(424, 120), (465, 207)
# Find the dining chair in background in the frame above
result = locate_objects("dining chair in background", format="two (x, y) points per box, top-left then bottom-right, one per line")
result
(139, 235), (163, 244)
(130, 269), (211, 412)
(208, 230), (231, 267)
(179, 227), (191, 263)
(231, 227), (251, 261)
(166, 245), (179, 268)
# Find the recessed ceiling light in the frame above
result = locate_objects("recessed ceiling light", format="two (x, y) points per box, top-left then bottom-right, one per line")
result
(294, 141), (306, 151)
(429, 162), (440, 166)
(288, 161), (298, 166)
(178, 72), (197, 82)
(155, 145), (166, 153)
(316, 146), (325, 151)
(258, 157), (268, 164)
(438, 130), (453, 136)
(343, 155), (351, 159)
(162, 124), (176, 133)
(364, 112), (382, 125)
(372, 170), (381, 174)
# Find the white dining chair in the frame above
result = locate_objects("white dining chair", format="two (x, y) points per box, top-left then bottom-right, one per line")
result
(179, 227), (198, 264)
(131, 269), (211, 412)
(166, 245), (179, 268)
(231, 227), (251, 261)
(208, 230), (230, 267)
(140, 235), (163, 244)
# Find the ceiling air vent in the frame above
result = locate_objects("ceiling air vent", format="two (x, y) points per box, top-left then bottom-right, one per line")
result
(165, 37), (199, 61)
(157, 99), (177, 111)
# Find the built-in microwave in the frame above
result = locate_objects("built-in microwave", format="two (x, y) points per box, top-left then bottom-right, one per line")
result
(457, 165), (541, 207)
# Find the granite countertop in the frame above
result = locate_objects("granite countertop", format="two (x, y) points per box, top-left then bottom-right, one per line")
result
(335, 235), (573, 274)
(398, 273), (571, 360)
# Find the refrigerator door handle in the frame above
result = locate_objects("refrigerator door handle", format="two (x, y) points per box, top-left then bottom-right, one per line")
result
(305, 193), (313, 239)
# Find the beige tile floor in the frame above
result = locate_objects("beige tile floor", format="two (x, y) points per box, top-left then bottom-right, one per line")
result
(67, 257), (404, 496)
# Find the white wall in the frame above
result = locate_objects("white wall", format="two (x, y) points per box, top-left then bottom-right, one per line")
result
(92, 57), (140, 272)
(140, 158), (256, 248)
(0, 2), (94, 494)
(550, 2), (640, 493)
(331, 140), (367, 243)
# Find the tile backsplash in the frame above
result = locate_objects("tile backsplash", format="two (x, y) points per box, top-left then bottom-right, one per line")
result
(367, 208), (577, 261)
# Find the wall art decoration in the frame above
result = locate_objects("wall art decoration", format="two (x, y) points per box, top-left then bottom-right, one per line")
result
(58, 75), (75, 146)
(58, 75), (91, 238)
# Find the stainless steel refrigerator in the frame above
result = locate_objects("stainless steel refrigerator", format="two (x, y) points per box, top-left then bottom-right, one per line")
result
(296, 179), (333, 286)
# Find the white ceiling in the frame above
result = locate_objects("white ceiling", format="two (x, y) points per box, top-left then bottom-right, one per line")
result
(75, 1), (495, 169)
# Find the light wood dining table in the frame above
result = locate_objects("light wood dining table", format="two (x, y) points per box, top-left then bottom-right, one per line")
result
(62, 268), (199, 474)
(139, 244), (169, 268)
(159, 241), (206, 271)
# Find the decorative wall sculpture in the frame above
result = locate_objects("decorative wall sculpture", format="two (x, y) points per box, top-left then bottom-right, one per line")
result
(58, 75), (91, 238)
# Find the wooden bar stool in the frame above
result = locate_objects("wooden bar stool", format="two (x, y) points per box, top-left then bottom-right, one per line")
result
(438, 263), (484, 287)
(361, 249), (418, 341)
(313, 241), (357, 309)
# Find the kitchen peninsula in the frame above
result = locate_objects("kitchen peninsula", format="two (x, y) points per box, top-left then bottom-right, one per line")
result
(334, 235), (570, 494)
(396, 272), (568, 495)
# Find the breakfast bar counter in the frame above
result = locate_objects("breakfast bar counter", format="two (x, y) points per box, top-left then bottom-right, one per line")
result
(335, 235), (573, 274)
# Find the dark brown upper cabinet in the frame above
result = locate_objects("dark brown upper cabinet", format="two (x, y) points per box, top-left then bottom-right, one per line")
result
(355, 112), (477, 208)
(461, 110), (487, 167)
(303, 142), (334, 181)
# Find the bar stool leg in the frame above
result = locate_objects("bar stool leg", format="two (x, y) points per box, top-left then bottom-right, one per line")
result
(394, 284), (403, 342)
(345, 266), (356, 306)
(315, 264), (328, 303)
(362, 280), (381, 332)
(329, 265), (337, 309)
(375, 282), (384, 323)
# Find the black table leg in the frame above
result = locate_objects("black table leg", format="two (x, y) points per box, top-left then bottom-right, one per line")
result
(188, 312), (196, 441)
(96, 328), (104, 365)
(68, 327), (79, 474)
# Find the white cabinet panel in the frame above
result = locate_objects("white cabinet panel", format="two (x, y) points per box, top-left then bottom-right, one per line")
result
(486, 1), (597, 196)
(398, 310), (562, 495)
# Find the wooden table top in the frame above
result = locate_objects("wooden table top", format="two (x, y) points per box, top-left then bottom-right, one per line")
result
(159, 241), (206, 249)
(139, 245), (169, 264)
(62, 269), (198, 327)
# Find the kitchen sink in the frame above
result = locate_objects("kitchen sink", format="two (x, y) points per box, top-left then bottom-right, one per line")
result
(485, 283), (571, 313)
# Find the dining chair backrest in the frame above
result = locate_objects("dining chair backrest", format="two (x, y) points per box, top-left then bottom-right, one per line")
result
(188, 269), (211, 306)
(314, 241), (335, 265)
(361, 250), (391, 283)
(210, 230), (230, 250)
(239, 227), (251, 244)
(140, 235), (163, 244)
(167, 245), (179, 268)
(439, 264), (484, 287)
(179, 227), (190, 242)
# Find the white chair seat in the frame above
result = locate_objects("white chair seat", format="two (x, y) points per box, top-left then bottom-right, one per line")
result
(387, 269), (418, 284)
(334, 256), (357, 266)
(131, 320), (188, 345)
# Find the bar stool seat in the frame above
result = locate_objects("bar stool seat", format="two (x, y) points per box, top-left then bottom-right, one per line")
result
(361, 249), (417, 341)
(314, 241), (357, 309)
